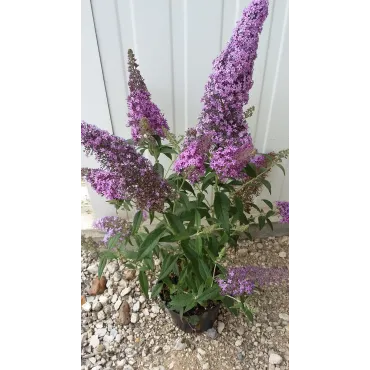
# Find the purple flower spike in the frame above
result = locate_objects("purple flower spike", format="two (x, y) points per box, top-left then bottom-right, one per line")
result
(93, 216), (131, 246)
(217, 265), (288, 297)
(81, 121), (173, 211)
(276, 201), (289, 223)
(127, 49), (169, 142)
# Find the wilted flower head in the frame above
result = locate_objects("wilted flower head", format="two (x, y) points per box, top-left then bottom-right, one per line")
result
(127, 49), (169, 142)
(276, 201), (289, 223)
(217, 265), (288, 296)
(94, 216), (131, 246)
(81, 121), (173, 211)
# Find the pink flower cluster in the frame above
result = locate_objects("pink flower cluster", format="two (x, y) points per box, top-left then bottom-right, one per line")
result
(127, 49), (169, 142)
(81, 121), (173, 211)
(175, 0), (269, 181)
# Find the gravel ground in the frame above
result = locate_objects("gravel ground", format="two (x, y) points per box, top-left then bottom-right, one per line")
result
(81, 236), (289, 370)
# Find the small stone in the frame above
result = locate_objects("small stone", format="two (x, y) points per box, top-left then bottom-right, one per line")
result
(111, 294), (118, 304)
(279, 251), (287, 258)
(96, 344), (105, 353)
(139, 295), (146, 303)
(268, 365), (275, 370)
(151, 305), (160, 314)
(121, 287), (132, 297)
(123, 366), (134, 370)
(91, 366), (102, 370)
(96, 328), (107, 337)
(143, 308), (150, 316)
(82, 302), (91, 312)
(115, 334), (122, 343)
(217, 321), (225, 334)
(107, 261), (118, 274)
(92, 301), (103, 312)
(197, 348), (206, 356)
(237, 351), (245, 362)
(81, 332), (87, 343)
(90, 335), (99, 348)
(174, 337), (188, 351)
(236, 326), (245, 336)
(153, 345), (162, 353)
(110, 328), (117, 338)
(202, 364), (210, 370)
(113, 271), (122, 282)
(133, 301), (140, 312)
(99, 296), (108, 306)
(257, 243), (264, 249)
(124, 348), (136, 358)
(131, 313), (139, 323)
(205, 328), (217, 339)
(142, 347), (149, 357)
(87, 264), (98, 275)
(123, 269), (136, 281)
(103, 335), (114, 343)
(235, 339), (242, 346)
(279, 313), (289, 321)
(269, 353), (283, 365)
(237, 249), (248, 257)
(97, 311), (105, 320)
(114, 299), (122, 311)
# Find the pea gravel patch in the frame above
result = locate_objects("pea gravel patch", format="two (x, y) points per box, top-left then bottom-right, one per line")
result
(81, 236), (289, 370)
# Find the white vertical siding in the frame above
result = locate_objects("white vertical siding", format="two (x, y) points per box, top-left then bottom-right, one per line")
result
(82, 0), (289, 220)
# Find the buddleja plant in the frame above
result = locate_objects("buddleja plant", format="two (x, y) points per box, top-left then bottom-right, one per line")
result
(81, 0), (288, 324)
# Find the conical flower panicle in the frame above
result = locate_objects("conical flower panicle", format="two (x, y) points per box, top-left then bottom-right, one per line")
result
(81, 121), (173, 211)
(127, 49), (169, 142)
(175, 0), (269, 181)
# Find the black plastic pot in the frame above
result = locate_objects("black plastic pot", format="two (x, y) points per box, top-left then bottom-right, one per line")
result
(164, 304), (220, 333)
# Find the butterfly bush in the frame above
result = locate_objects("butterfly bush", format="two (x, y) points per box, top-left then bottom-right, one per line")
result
(81, 168), (127, 200)
(81, 121), (173, 211)
(217, 265), (289, 296)
(127, 49), (169, 142)
(94, 216), (131, 245)
(175, 0), (269, 181)
(276, 201), (289, 223)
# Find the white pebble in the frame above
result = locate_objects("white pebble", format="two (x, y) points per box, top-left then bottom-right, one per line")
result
(269, 353), (283, 365)
(82, 302), (91, 312)
(114, 299), (122, 311)
(121, 287), (132, 297)
(151, 305), (160, 314)
(279, 251), (287, 258)
(131, 313), (139, 323)
(133, 301), (140, 312)
(217, 321), (225, 334)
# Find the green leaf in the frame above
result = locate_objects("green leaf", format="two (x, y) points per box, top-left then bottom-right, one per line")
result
(139, 270), (149, 298)
(182, 180), (196, 196)
(266, 218), (274, 231)
(187, 315), (200, 326)
(261, 179), (272, 194)
(241, 303), (254, 322)
(198, 260), (211, 281)
(276, 163), (286, 175)
(154, 163), (165, 178)
(136, 225), (166, 260)
(132, 211), (143, 235)
(160, 146), (177, 154)
(234, 196), (248, 224)
(262, 199), (273, 210)
(194, 210), (201, 229)
(194, 236), (202, 255)
(179, 193), (190, 210)
(152, 135), (162, 146)
(214, 192), (230, 232)
(164, 213), (186, 234)
(246, 203), (261, 212)
(99, 250), (117, 260)
(151, 282), (163, 298)
(98, 256), (107, 278)
(222, 296), (238, 315)
(169, 293), (193, 308)
(258, 216), (266, 230)
(157, 254), (179, 281)
(144, 256), (154, 270)
(245, 164), (257, 178)
(266, 210), (275, 218)
(196, 285), (220, 303)
(202, 172), (216, 191)
(107, 233), (121, 250)
(149, 211), (155, 224)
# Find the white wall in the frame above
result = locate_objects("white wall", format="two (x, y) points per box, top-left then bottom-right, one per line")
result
(81, 0), (289, 221)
